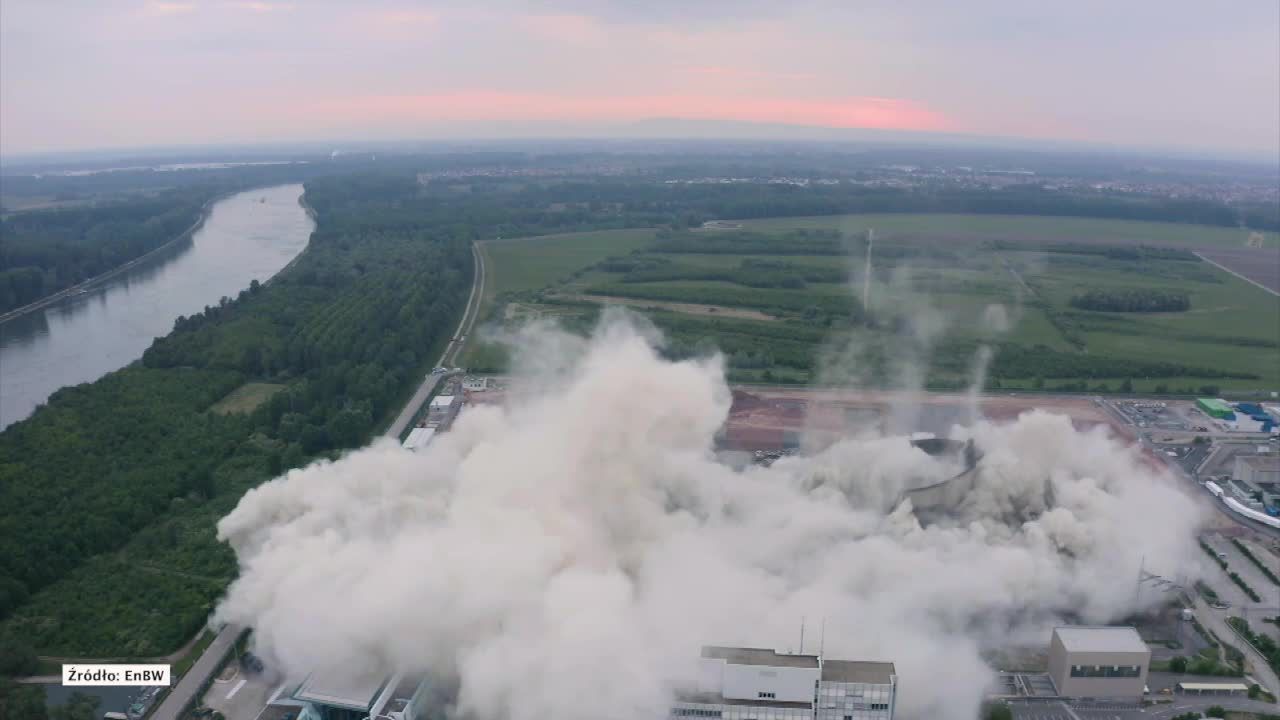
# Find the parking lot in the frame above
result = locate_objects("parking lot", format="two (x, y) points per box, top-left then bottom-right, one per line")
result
(1009, 701), (1142, 720)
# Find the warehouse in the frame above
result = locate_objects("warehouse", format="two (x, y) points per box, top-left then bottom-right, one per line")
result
(1047, 626), (1150, 702)
(1237, 454), (1280, 486)
(1196, 398), (1236, 421)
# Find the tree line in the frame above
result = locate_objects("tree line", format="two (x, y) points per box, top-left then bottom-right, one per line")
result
(0, 189), (212, 312)
(1069, 288), (1191, 313)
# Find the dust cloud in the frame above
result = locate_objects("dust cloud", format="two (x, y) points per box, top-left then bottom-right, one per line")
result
(213, 311), (1202, 720)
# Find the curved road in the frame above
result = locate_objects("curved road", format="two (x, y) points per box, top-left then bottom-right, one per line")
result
(384, 241), (485, 440)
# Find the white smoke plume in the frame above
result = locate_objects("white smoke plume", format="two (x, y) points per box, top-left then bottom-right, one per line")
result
(213, 312), (1203, 720)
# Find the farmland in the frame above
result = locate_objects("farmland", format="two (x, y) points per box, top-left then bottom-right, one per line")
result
(464, 214), (1280, 393)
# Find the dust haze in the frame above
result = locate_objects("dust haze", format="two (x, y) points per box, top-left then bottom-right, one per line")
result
(213, 310), (1202, 720)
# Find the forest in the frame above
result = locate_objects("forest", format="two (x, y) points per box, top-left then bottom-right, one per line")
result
(0, 170), (474, 655)
(0, 190), (212, 312)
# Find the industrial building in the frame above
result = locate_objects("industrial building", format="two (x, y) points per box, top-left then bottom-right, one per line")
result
(1197, 398), (1236, 421)
(1221, 454), (1280, 515)
(673, 646), (896, 720)
(1236, 454), (1280, 487)
(1047, 627), (1149, 702)
(401, 427), (435, 451)
(287, 671), (430, 720)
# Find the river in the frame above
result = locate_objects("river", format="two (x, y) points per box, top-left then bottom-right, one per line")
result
(0, 184), (314, 430)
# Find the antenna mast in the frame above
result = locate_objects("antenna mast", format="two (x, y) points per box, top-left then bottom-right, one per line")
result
(799, 616), (806, 655)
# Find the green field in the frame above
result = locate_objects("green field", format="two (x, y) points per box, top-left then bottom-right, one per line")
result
(463, 215), (1279, 393)
(209, 382), (284, 415)
(463, 229), (656, 367)
(737, 213), (1280, 249)
(479, 228), (657, 316)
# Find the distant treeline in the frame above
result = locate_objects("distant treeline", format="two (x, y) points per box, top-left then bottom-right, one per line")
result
(1069, 288), (1191, 313)
(0, 190), (211, 312)
(990, 240), (1200, 262)
(986, 342), (1254, 380)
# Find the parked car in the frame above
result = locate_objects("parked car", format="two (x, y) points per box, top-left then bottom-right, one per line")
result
(241, 652), (265, 674)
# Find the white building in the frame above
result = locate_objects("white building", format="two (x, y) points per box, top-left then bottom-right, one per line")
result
(462, 376), (488, 392)
(288, 671), (431, 720)
(429, 395), (456, 411)
(673, 647), (897, 720)
(401, 427), (435, 451)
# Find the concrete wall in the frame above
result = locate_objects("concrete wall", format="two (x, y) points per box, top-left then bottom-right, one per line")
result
(722, 663), (819, 703)
(1048, 635), (1149, 700)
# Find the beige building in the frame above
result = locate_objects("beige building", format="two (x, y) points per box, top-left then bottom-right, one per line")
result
(1047, 626), (1150, 702)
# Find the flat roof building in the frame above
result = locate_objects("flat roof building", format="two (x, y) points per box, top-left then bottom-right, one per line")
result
(402, 427), (435, 451)
(675, 646), (896, 720)
(1197, 398), (1236, 421)
(1047, 627), (1149, 702)
(290, 671), (431, 720)
(1236, 455), (1280, 487)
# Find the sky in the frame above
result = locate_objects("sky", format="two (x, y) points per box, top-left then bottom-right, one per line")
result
(2, 0), (1278, 158)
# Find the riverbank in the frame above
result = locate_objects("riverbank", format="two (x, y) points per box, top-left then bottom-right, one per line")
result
(266, 191), (316, 285)
(0, 190), (234, 325)
(0, 184), (314, 429)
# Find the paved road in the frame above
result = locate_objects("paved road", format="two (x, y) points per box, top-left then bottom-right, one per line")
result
(383, 242), (484, 440)
(1196, 249), (1280, 296)
(1191, 593), (1280, 697)
(1009, 695), (1280, 720)
(150, 623), (242, 720)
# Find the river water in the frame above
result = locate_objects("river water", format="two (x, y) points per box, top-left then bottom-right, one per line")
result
(0, 184), (314, 430)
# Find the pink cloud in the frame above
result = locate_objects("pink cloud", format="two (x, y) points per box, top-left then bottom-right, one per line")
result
(313, 91), (954, 132)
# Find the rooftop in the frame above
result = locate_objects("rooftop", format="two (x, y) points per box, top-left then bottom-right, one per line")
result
(821, 660), (896, 684)
(676, 692), (812, 710)
(293, 670), (388, 711)
(1177, 682), (1250, 692)
(1198, 398), (1234, 411)
(701, 646), (819, 669)
(1053, 626), (1149, 654)
(1237, 455), (1280, 471)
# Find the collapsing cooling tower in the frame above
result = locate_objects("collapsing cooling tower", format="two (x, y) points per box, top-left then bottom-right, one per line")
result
(897, 437), (983, 523)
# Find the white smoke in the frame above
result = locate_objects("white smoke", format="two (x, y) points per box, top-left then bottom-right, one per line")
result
(213, 312), (1202, 720)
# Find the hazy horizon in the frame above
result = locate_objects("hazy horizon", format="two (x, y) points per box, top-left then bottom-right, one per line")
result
(2, 1), (1278, 159)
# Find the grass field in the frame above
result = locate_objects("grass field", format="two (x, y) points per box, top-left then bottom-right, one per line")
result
(463, 215), (1280, 393)
(463, 229), (655, 367)
(478, 228), (657, 317)
(209, 382), (284, 414)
